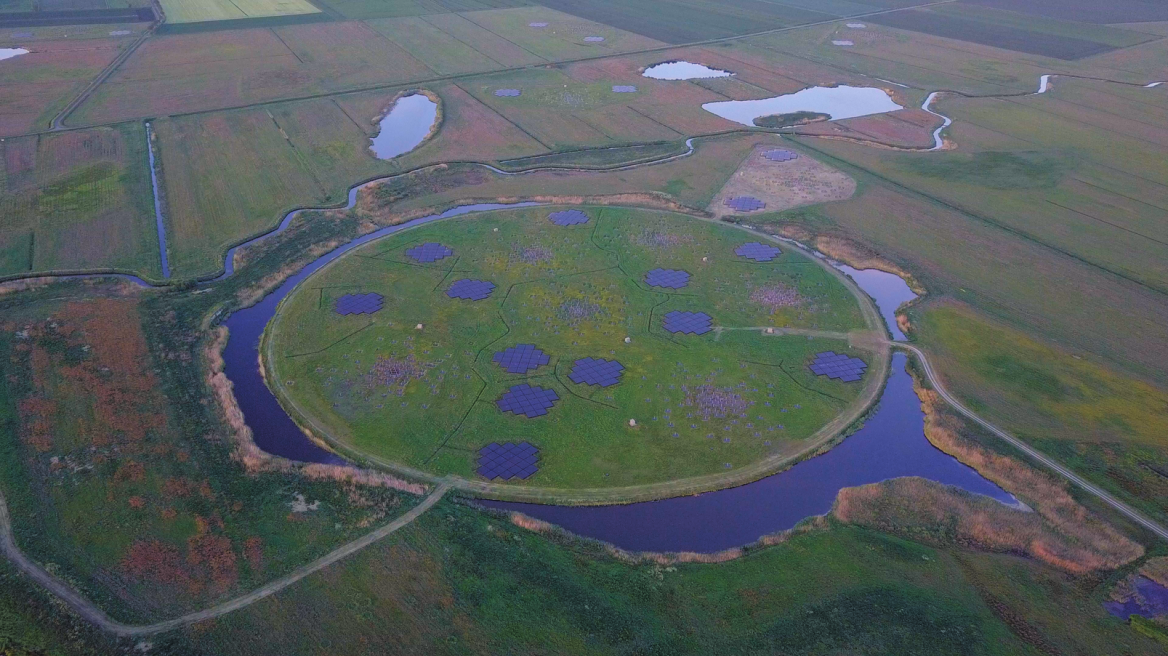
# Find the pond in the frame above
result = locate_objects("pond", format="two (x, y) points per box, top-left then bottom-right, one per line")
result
(1105, 576), (1168, 620)
(369, 93), (438, 160)
(0, 47), (29, 62)
(642, 61), (733, 80)
(833, 264), (917, 341)
(703, 85), (903, 127)
(480, 352), (1018, 553)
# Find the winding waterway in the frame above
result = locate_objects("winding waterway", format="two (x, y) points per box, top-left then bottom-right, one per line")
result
(215, 205), (1017, 553)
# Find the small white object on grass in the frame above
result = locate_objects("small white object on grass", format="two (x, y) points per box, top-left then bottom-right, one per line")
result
(765, 327), (774, 334)
(624, 336), (631, 343)
(415, 323), (424, 330)
(628, 418), (637, 427)
(702, 256), (708, 262)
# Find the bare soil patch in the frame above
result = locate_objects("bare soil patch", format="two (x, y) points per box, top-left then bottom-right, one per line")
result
(707, 145), (855, 219)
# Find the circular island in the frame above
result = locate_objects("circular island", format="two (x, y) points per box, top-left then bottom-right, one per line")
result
(263, 205), (889, 500)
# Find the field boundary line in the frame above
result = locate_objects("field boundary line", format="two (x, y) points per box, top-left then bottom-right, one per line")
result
(897, 343), (1168, 542)
(50, 14), (159, 130)
(0, 483), (449, 637)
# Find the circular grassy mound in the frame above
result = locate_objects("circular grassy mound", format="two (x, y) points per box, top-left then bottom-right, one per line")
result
(266, 206), (875, 490)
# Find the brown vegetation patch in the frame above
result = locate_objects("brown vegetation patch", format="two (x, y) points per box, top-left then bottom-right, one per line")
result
(707, 145), (855, 219)
(837, 374), (1143, 573)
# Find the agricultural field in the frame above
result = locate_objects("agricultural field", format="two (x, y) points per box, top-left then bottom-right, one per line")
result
(0, 31), (139, 136)
(910, 302), (1168, 524)
(158, 0), (320, 24)
(267, 206), (871, 488)
(0, 124), (160, 279)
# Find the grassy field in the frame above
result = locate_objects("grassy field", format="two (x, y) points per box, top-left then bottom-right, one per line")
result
(159, 0), (320, 23)
(910, 302), (1168, 525)
(267, 206), (868, 487)
(0, 124), (161, 279)
(172, 500), (1161, 655)
(0, 32), (137, 137)
(319, 0), (530, 21)
(0, 292), (422, 623)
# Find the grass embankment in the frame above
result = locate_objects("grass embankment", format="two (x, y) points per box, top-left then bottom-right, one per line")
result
(909, 302), (1168, 527)
(267, 205), (869, 488)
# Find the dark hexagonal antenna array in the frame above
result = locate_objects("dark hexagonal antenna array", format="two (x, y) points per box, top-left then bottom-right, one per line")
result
(568, 357), (625, 387)
(405, 242), (453, 263)
(477, 442), (540, 479)
(612, 85), (637, 93)
(495, 88), (521, 97)
(663, 310), (713, 335)
(446, 279), (496, 301)
(492, 344), (551, 374)
(496, 384), (560, 418)
(334, 293), (384, 315)
(548, 209), (590, 225)
(644, 268), (691, 289)
(528, 21), (548, 27)
(763, 149), (799, 162)
(735, 242), (782, 262)
(809, 351), (867, 382)
(584, 36), (605, 42)
(725, 196), (766, 212)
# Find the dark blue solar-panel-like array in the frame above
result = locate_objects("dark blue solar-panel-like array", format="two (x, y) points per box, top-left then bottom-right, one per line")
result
(496, 384), (559, 418)
(495, 88), (521, 97)
(809, 351), (867, 382)
(612, 85), (637, 93)
(334, 293), (384, 315)
(405, 242), (453, 263)
(763, 149), (799, 162)
(735, 242), (781, 262)
(529, 21), (548, 27)
(663, 311), (713, 335)
(584, 35), (605, 42)
(548, 209), (589, 225)
(568, 357), (625, 387)
(644, 268), (690, 289)
(447, 278), (496, 301)
(725, 196), (766, 212)
(477, 442), (540, 480)
(492, 344), (550, 373)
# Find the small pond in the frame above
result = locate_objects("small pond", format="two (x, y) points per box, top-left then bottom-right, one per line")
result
(643, 61), (733, 80)
(1105, 576), (1168, 620)
(480, 353), (1018, 553)
(703, 85), (903, 127)
(0, 47), (29, 61)
(369, 93), (438, 160)
(833, 264), (917, 341)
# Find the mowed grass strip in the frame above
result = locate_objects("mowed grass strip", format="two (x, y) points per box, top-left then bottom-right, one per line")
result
(267, 206), (867, 488)
(159, 0), (320, 23)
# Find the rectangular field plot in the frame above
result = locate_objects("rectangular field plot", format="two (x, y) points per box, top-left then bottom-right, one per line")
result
(320, 0), (530, 21)
(532, 0), (835, 43)
(866, 8), (1122, 59)
(455, 6), (666, 61)
(159, 0), (320, 23)
(71, 22), (435, 123)
(366, 16), (504, 75)
(0, 35), (131, 136)
(0, 125), (160, 279)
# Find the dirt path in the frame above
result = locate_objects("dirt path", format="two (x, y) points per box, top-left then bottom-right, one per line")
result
(0, 483), (449, 637)
(897, 343), (1168, 541)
